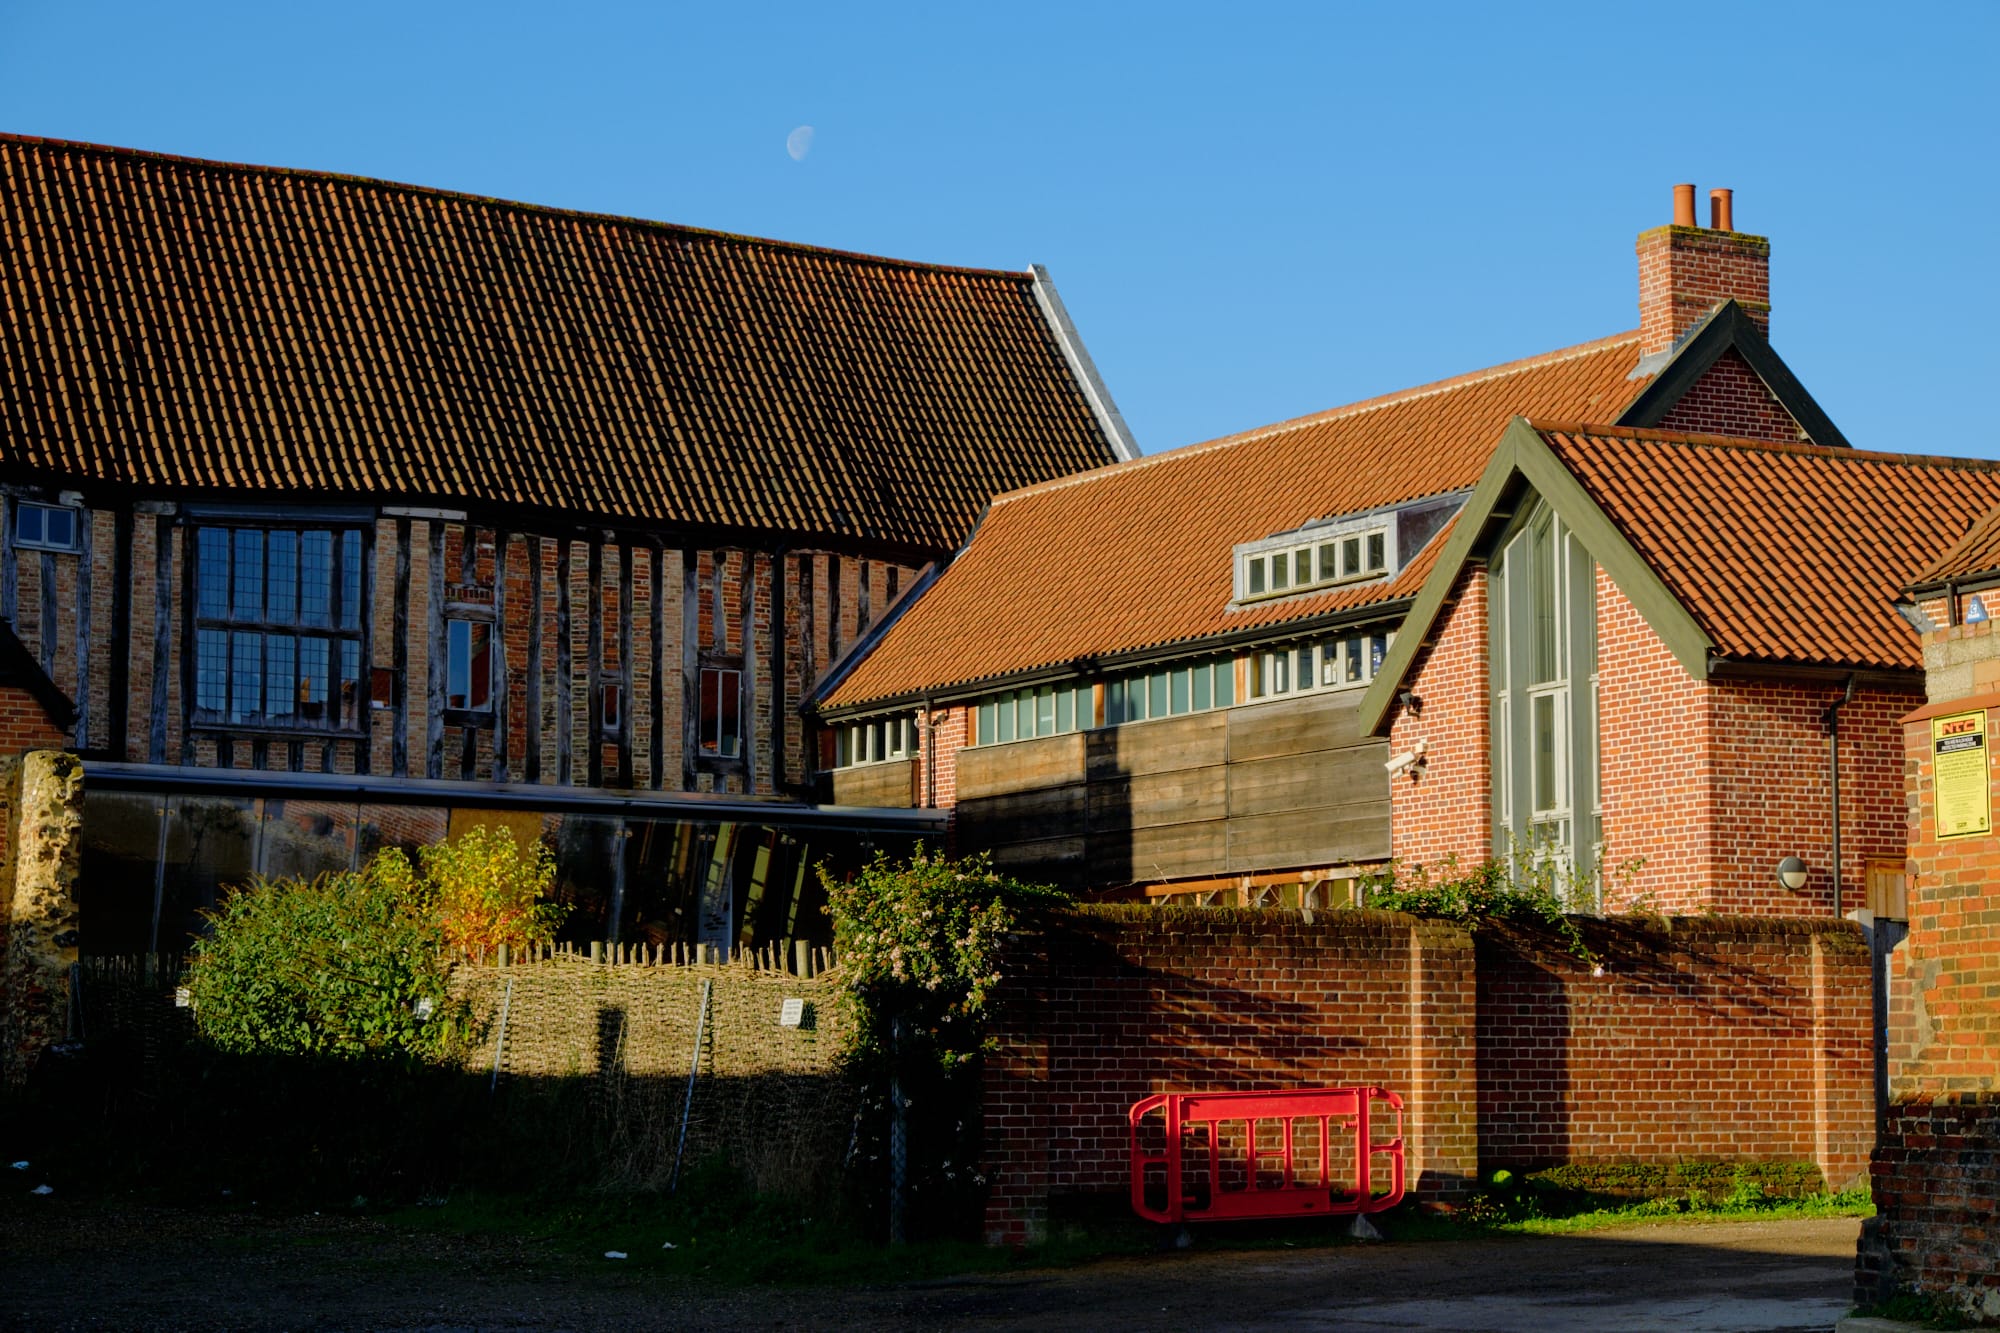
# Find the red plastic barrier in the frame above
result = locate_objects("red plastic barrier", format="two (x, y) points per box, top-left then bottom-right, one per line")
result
(1128, 1086), (1405, 1224)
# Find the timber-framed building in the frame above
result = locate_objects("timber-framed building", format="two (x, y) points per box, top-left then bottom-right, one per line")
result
(0, 132), (1133, 956)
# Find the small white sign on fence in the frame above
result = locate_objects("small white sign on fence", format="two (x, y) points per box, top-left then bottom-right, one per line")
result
(778, 998), (807, 1028)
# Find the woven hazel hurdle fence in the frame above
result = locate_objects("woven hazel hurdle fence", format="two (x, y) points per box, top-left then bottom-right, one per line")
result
(456, 943), (853, 1194)
(74, 943), (857, 1199)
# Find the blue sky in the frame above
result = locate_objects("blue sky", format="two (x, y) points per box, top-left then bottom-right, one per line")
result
(3, 2), (1994, 458)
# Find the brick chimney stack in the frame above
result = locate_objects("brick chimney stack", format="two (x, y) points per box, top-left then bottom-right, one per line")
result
(1637, 183), (1770, 358)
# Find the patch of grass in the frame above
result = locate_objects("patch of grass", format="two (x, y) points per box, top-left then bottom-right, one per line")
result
(380, 1162), (1145, 1287)
(371, 1163), (1876, 1288)
(1851, 1291), (1974, 1330)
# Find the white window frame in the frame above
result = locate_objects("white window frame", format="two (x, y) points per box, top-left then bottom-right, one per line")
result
(1247, 630), (1393, 700)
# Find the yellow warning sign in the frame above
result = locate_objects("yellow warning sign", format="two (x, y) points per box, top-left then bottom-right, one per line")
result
(1932, 709), (1991, 840)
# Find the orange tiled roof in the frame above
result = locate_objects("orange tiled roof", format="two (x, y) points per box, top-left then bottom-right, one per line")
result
(1909, 501), (2000, 589)
(825, 334), (1650, 707)
(0, 134), (1118, 554)
(1540, 425), (2000, 670)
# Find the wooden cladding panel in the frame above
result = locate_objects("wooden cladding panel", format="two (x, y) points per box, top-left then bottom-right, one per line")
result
(830, 758), (918, 809)
(953, 690), (1392, 888)
(1091, 818), (1230, 884)
(956, 732), (1087, 799)
(1087, 767), (1227, 830)
(1227, 804), (1392, 871)
(1085, 710), (1226, 780)
(1226, 746), (1388, 820)
(1227, 692), (1364, 762)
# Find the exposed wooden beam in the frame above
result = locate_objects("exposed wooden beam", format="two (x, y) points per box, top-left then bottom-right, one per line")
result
(526, 534), (543, 784)
(588, 539), (605, 788)
(108, 507), (132, 759)
(556, 537), (574, 786)
(426, 520), (446, 779)
(392, 518), (411, 777)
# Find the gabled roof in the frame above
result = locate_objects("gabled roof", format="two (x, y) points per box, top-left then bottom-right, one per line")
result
(0, 134), (1124, 556)
(1622, 300), (1850, 449)
(1361, 421), (2000, 732)
(822, 333), (1652, 711)
(1910, 501), (2000, 591)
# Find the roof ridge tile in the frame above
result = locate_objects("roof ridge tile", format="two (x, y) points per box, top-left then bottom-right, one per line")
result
(994, 331), (1645, 507)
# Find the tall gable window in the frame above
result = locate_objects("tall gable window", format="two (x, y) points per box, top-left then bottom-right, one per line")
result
(1490, 502), (1598, 886)
(192, 524), (368, 732)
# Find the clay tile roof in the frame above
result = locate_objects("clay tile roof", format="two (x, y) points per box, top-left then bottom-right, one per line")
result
(1910, 500), (2000, 588)
(825, 333), (1650, 708)
(1538, 425), (2000, 671)
(0, 134), (1119, 554)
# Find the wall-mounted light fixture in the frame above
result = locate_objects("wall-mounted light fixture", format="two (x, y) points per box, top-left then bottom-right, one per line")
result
(1775, 856), (1809, 892)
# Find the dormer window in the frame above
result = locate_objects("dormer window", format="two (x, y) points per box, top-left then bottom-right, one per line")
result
(1237, 520), (1392, 604)
(1233, 493), (1463, 607)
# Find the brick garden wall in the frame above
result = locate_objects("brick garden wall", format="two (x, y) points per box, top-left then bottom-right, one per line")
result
(1859, 618), (2000, 1322)
(982, 906), (1872, 1245)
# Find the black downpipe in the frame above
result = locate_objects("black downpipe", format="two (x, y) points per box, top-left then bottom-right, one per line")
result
(1823, 675), (1857, 917)
(923, 696), (937, 809)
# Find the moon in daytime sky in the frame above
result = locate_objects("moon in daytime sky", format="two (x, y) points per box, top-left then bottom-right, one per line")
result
(786, 125), (814, 161)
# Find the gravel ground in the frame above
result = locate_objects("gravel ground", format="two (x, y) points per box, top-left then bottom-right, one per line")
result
(0, 1193), (1861, 1332)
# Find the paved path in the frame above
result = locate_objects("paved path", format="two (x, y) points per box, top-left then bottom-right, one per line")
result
(2, 1196), (1861, 1331)
(901, 1217), (1860, 1332)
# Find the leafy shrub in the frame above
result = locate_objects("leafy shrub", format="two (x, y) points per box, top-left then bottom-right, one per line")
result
(1365, 856), (1596, 962)
(417, 823), (566, 955)
(185, 857), (468, 1063)
(822, 848), (1066, 1073)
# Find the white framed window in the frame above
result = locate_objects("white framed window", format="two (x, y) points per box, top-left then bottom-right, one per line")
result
(974, 682), (1093, 746)
(1236, 523), (1393, 604)
(1247, 630), (1391, 700)
(833, 713), (917, 767)
(1104, 657), (1233, 726)
(1490, 503), (1597, 886)
(12, 501), (81, 553)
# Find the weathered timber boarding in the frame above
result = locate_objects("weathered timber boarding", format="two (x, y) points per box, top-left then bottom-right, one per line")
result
(955, 692), (1389, 888)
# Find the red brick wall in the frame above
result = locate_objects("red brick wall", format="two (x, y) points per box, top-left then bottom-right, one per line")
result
(0, 685), (69, 757)
(1860, 1099), (2000, 1320)
(1706, 679), (1914, 915)
(1654, 348), (1810, 444)
(1858, 619), (2000, 1321)
(1475, 919), (1870, 1185)
(1595, 575), (1712, 907)
(982, 909), (1476, 1245)
(1637, 224), (1770, 357)
(981, 907), (1872, 1245)
(914, 705), (968, 812)
(1389, 568), (1490, 869)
